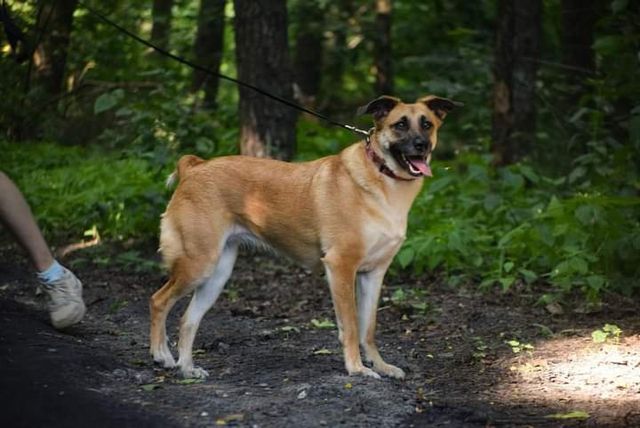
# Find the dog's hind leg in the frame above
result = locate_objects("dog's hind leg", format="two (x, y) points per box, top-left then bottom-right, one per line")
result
(357, 269), (405, 379)
(176, 242), (238, 379)
(149, 252), (215, 368)
(149, 277), (180, 368)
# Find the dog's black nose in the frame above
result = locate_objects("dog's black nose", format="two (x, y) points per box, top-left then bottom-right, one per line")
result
(413, 138), (428, 152)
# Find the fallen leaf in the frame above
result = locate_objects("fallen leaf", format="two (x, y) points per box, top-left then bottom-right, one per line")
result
(224, 414), (244, 422)
(297, 390), (307, 399)
(311, 319), (336, 329)
(280, 325), (300, 333)
(215, 413), (244, 425)
(344, 383), (352, 389)
(546, 410), (589, 420)
(313, 348), (333, 355)
(140, 383), (161, 391)
(176, 378), (204, 385)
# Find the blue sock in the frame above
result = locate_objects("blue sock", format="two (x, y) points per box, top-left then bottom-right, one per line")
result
(37, 260), (65, 285)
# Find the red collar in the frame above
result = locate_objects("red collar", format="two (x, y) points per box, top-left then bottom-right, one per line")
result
(364, 135), (417, 182)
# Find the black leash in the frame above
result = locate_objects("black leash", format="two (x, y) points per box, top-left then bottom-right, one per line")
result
(76, 1), (370, 138)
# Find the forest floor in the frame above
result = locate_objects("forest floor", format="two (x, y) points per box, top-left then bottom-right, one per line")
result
(1, 241), (639, 427)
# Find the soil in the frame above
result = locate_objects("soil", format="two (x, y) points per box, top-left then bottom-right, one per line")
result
(1, 241), (639, 427)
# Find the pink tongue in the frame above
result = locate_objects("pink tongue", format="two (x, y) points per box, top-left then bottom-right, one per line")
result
(410, 158), (432, 177)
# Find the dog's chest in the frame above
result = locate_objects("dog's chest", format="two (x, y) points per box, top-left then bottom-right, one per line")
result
(359, 213), (407, 271)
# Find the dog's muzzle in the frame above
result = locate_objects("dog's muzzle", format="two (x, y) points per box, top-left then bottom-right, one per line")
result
(389, 137), (432, 177)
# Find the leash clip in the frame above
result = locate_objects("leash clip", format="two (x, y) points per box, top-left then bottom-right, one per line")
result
(344, 124), (371, 138)
(364, 127), (374, 146)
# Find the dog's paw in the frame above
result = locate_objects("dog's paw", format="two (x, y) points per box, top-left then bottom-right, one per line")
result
(180, 365), (209, 379)
(347, 365), (382, 380)
(375, 363), (405, 379)
(152, 349), (177, 368)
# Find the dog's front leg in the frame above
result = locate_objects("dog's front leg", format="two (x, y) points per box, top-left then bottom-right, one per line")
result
(322, 252), (381, 379)
(357, 269), (405, 379)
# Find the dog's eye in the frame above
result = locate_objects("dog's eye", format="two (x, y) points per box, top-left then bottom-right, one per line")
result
(421, 117), (433, 130)
(394, 119), (408, 131)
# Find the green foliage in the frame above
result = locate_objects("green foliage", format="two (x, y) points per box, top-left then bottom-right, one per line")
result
(70, 246), (161, 273)
(505, 339), (535, 354)
(94, 89), (125, 114)
(591, 324), (622, 344)
(0, 140), (172, 241)
(295, 120), (355, 160)
(95, 80), (239, 160)
(397, 149), (640, 300)
(384, 287), (431, 316)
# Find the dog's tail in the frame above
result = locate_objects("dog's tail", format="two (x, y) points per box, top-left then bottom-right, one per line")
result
(166, 154), (205, 188)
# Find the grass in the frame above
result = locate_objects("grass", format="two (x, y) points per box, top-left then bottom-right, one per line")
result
(1, 141), (173, 241)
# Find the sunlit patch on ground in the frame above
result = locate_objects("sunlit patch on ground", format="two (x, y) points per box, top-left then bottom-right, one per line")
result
(495, 334), (640, 424)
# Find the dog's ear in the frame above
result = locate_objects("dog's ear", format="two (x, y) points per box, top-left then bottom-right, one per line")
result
(357, 96), (401, 120)
(418, 95), (463, 120)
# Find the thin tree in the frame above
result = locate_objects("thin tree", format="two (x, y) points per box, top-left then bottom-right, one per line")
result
(561, 0), (600, 94)
(323, 0), (354, 106)
(32, 0), (78, 97)
(292, 0), (325, 109)
(150, 0), (173, 51)
(17, 0), (78, 139)
(233, 0), (297, 160)
(192, 0), (226, 109)
(373, 0), (393, 95)
(491, 0), (542, 166)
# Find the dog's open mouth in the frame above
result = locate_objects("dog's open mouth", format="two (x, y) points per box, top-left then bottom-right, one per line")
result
(400, 154), (432, 177)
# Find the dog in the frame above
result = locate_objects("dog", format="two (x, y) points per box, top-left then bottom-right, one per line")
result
(149, 95), (461, 379)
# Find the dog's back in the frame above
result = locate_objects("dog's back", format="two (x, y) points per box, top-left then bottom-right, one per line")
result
(159, 154), (335, 271)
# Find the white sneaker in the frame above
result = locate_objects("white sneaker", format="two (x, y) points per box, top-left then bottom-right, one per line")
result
(42, 268), (86, 329)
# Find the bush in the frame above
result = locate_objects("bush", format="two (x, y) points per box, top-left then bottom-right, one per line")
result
(1, 141), (172, 241)
(396, 149), (640, 301)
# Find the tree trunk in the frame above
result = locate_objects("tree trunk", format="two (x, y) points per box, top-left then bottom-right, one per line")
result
(233, 0), (297, 160)
(32, 0), (78, 97)
(150, 0), (173, 51)
(373, 0), (393, 95)
(292, 1), (325, 109)
(319, 0), (356, 110)
(561, 0), (599, 96)
(491, 0), (542, 166)
(192, 0), (226, 109)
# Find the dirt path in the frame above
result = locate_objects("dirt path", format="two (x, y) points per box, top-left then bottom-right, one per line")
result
(1, 244), (639, 427)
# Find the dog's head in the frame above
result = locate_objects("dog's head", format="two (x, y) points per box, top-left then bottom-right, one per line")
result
(358, 95), (462, 179)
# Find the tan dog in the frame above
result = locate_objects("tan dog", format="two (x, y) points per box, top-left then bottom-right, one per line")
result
(149, 95), (461, 379)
